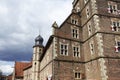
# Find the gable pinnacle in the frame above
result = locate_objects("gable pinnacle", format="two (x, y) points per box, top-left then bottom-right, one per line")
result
(52, 21), (58, 28)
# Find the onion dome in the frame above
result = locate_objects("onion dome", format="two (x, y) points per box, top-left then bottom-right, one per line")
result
(35, 35), (44, 46)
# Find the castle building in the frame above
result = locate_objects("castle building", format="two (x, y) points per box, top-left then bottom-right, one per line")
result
(23, 0), (120, 80)
(12, 62), (30, 80)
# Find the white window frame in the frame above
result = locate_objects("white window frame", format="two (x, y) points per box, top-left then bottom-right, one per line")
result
(111, 20), (120, 31)
(73, 46), (80, 57)
(71, 26), (79, 39)
(71, 18), (78, 25)
(108, 2), (118, 14)
(60, 43), (68, 56)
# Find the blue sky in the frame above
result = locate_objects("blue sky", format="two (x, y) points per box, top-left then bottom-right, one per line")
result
(0, 0), (73, 75)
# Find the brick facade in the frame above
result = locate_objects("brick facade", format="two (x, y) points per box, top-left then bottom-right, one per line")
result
(23, 0), (120, 80)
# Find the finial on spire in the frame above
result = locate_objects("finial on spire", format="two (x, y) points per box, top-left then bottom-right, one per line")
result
(39, 29), (40, 35)
(52, 21), (58, 28)
(72, 8), (77, 13)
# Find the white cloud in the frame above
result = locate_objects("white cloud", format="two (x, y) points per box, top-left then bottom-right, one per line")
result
(0, 61), (14, 75)
(0, 0), (73, 62)
(0, 5), (8, 15)
(0, 0), (73, 75)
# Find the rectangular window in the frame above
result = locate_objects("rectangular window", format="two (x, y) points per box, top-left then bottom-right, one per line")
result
(88, 23), (92, 36)
(115, 42), (120, 52)
(108, 2), (118, 14)
(71, 19), (78, 25)
(86, 6), (90, 18)
(72, 28), (79, 39)
(60, 44), (68, 55)
(90, 42), (94, 54)
(73, 46), (80, 57)
(75, 72), (81, 79)
(111, 21), (119, 31)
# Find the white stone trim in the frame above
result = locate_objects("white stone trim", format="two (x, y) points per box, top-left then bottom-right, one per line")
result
(91, 0), (98, 14)
(99, 58), (108, 80)
(59, 42), (69, 56)
(53, 37), (58, 59)
(71, 26), (79, 39)
(93, 15), (100, 32)
(89, 41), (95, 55)
(96, 33), (104, 56)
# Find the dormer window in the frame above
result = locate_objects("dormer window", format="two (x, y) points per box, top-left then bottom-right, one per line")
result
(71, 18), (78, 25)
(108, 2), (118, 14)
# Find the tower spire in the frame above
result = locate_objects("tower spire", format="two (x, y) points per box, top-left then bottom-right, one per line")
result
(39, 29), (40, 35)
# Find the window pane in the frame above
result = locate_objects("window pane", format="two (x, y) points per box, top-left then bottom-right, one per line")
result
(61, 45), (63, 49)
(118, 47), (120, 52)
(65, 45), (67, 49)
(113, 22), (116, 27)
(77, 47), (79, 51)
(113, 26), (117, 31)
(73, 29), (75, 33)
(117, 22), (119, 27)
(77, 52), (79, 57)
(61, 50), (63, 54)
(75, 73), (77, 78)
(74, 47), (76, 51)
(118, 42), (120, 46)
(78, 73), (81, 78)
(74, 52), (76, 56)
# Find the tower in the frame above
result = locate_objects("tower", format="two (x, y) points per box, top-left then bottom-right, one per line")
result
(29, 0), (120, 80)
(73, 0), (120, 80)
(32, 35), (44, 80)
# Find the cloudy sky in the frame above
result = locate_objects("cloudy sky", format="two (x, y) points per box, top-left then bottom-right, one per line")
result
(0, 0), (73, 75)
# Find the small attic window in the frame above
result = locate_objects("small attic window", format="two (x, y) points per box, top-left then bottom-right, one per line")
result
(71, 18), (78, 25)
